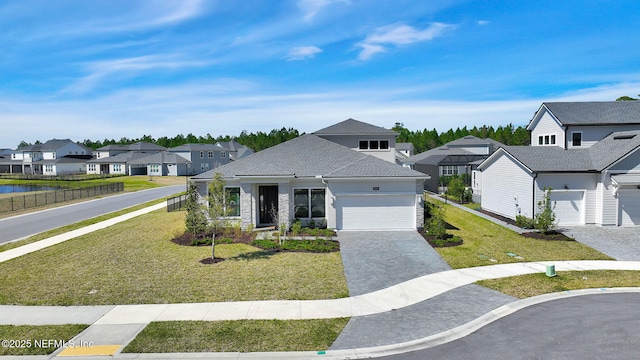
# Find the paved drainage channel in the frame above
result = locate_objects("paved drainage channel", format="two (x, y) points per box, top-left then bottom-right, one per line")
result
(52, 324), (146, 357)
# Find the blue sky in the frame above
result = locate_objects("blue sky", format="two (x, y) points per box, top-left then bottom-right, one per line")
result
(2, 0), (640, 148)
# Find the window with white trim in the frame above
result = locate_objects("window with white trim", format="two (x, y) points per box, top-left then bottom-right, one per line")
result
(538, 134), (557, 146)
(208, 151), (214, 158)
(294, 188), (325, 218)
(440, 165), (458, 176)
(571, 132), (582, 147)
(221, 151), (227, 158)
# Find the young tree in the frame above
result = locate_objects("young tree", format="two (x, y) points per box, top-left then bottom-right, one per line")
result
(184, 182), (208, 235)
(535, 188), (557, 233)
(208, 172), (227, 260)
(447, 176), (466, 202)
(426, 203), (447, 240)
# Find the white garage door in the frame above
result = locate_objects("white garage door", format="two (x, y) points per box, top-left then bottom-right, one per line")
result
(549, 191), (584, 226)
(337, 195), (416, 230)
(619, 190), (640, 226)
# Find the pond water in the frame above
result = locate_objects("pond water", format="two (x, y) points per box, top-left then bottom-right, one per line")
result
(0, 184), (61, 194)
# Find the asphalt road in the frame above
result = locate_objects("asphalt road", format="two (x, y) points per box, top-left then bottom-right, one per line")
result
(0, 185), (184, 244)
(382, 293), (640, 360)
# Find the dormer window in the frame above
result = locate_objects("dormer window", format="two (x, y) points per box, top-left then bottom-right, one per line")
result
(537, 134), (556, 146)
(572, 132), (582, 147)
(359, 140), (390, 150)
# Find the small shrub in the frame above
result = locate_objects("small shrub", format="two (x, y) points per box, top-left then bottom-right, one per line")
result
(426, 203), (447, 240)
(535, 188), (557, 233)
(282, 240), (339, 252)
(515, 215), (535, 229)
(251, 239), (279, 250)
(291, 220), (302, 236)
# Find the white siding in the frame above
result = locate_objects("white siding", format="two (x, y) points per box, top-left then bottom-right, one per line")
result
(601, 175), (618, 226)
(481, 152), (534, 220)
(530, 111), (564, 148)
(536, 173), (598, 224)
(568, 125), (640, 149)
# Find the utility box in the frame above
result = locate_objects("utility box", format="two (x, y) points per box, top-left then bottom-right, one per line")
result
(546, 264), (557, 277)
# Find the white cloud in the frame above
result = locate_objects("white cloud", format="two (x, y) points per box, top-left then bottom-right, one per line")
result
(298, 0), (348, 21)
(287, 46), (323, 61)
(357, 23), (455, 60)
(60, 55), (210, 95)
(477, 20), (490, 26)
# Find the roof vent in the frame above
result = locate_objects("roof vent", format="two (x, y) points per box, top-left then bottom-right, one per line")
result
(613, 134), (636, 140)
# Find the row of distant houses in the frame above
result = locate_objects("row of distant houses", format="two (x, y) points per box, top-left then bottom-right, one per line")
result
(0, 140), (253, 176)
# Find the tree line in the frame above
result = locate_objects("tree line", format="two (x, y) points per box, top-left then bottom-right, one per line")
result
(391, 123), (530, 153)
(17, 123), (531, 154)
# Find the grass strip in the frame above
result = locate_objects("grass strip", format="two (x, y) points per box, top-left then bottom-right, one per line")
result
(0, 324), (88, 356)
(0, 198), (166, 253)
(0, 210), (348, 305)
(432, 202), (612, 269)
(478, 270), (640, 298)
(123, 318), (350, 353)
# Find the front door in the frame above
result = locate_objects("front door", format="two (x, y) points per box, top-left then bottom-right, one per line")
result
(259, 186), (278, 225)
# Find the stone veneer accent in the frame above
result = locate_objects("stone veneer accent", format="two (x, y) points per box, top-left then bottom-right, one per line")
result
(277, 182), (291, 229)
(240, 183), (253, 229)
(416, 180), (425, 229)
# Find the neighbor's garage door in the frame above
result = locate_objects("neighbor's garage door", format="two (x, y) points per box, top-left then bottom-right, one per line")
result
(549, 191), (584, 226)
(619, 189), (640, 226)
(337, 195), (416, 230)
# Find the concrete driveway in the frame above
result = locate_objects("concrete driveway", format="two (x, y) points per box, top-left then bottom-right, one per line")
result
(562, 226), (640, 261)
(336, 231), (451, 296)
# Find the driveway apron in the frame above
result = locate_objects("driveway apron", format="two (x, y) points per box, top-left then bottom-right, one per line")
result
(337, 231), (451, 296)
(563, 226), (640, 261)
(333, 230), (516, 350)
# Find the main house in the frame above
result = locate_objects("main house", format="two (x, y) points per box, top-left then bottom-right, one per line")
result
(192, 119), (429, 231)
(478, 101), (640, 227)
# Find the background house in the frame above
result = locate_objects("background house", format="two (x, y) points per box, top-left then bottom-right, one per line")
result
(479, 101), (640, 227)
(215, 140), (254, 161)
(403, 136), (503, 194)
(169, 143), (230, 175)
(1, 139), (92, 175)
(193, 119), (428, 231)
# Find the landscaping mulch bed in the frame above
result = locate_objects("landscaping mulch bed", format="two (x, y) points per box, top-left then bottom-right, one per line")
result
(477, 208), (519, 226)
(521, 231), (575, 241)
(419, 230), (464, 248)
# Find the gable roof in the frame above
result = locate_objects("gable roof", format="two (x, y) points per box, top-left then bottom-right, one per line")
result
(446, 135), (504, 148)
(313, 118), (398, 136)
(529, 101), (640, 130)
(480, 130), (640, 173)
(193, 134), (427, 179)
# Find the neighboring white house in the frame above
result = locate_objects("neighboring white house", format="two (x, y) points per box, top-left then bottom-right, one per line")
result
(2, 139), (93, 175)
(193, 119), (429, 231)
(479, 101), (640, 226)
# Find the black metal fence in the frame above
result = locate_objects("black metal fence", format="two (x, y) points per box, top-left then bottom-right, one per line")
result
(0, 174), (123, 181)
(0, 182), (124, 214)
(167, 194), (188, 212)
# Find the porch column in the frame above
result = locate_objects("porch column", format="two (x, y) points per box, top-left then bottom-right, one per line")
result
(277, 182), (291, 229)
(240, 183), (253, 230)
(416, 180), (425, 229)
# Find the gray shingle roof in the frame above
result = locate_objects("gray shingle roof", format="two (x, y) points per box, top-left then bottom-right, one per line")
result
(170, 143), (225, 152)
(129, 151), (189, 165)
(492, 130), (640, 172)
(313, 118), (398, 136)
(193, 134), (426, 179)
(404, 136), (502, 165)
(541, 101), (640, 126)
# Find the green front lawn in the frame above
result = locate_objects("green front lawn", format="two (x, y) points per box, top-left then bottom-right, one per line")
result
(478, 270), (640, 298)
(433, 203), (613, 269)
(0, 325), (88, 356)
(0, 210), (348, 306)
(123, 319), (350, 353)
